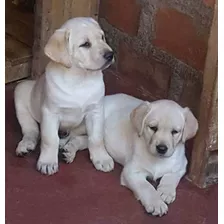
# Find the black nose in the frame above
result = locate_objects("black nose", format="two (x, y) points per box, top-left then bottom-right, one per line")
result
(104, 51), (114, 61)
(156, 144), (168, 155)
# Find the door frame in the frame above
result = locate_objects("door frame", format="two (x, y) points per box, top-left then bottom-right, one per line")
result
(187, 0), (218, 188)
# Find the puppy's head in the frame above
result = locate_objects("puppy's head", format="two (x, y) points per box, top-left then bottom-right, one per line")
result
(44, 17), (114, 71)
(130, 100), (198, 158)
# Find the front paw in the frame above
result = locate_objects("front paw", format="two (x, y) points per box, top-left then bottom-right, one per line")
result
(37, 154), (58, 175)
(90, 149), (114, 172)
(142, 197), (168, 217)
(16, 138), (36, 156)
(62, 142), (77, 164)
(157, 185), (176, 204)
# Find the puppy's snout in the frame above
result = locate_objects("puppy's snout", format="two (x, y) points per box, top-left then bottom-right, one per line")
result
(156, 144), (168, 155)
(104, 51), (114, 62)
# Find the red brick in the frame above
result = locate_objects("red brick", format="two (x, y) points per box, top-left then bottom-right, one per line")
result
(117, 41), (172, 99)
(152, 8), (208, 71)
(179, 75), (202, 116)
(203, 0), (216, 7)
(99, 0), (141, 36)
(104, 69), (158, 101)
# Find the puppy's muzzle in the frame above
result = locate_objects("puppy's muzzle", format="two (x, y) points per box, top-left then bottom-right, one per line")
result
(156, 144), (168, 155)
(104, 51), (114, 62)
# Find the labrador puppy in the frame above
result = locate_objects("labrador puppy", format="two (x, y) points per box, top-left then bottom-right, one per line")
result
(14, 17), (114, 175)
(62, 93), (198, 216)
(105, 94), (198, 216)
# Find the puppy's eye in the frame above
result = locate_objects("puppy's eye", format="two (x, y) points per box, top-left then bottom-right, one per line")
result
(171, 130), (178, 135)
(149, 126), (158, 132)
(79, 41), (91, 48)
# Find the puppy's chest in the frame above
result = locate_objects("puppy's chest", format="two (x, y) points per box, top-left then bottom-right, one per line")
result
(142, 158), (177, 181)
(48, 76), (105, 109)
(59, 107), (83, 129)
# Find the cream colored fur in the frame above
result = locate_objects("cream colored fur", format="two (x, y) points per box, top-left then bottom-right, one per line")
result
(14, 17), (114, 175)
(63, 93), (198, 216)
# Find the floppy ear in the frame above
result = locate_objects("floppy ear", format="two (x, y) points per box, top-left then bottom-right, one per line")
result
(130, 101), (151, 137)
(44, 29), (72, 68)
(182, 107), (198, 142)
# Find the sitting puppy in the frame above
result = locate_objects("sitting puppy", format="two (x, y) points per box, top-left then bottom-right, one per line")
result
(62, 93), (198, 216)
(14, 17), (114, 175)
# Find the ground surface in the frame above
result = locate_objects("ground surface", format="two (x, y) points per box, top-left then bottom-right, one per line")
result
(6, 83), (217, 224)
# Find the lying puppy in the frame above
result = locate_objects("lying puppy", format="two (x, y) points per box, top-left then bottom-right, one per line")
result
(63, 93), (198, 216)
(104, 94), (198, 216)
(14, 17), (114, 175)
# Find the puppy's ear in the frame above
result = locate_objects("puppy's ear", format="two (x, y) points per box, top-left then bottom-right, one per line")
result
(182, 107), (198, 142)
(44, 29), (72, 68)
(130, 101), (151, 137)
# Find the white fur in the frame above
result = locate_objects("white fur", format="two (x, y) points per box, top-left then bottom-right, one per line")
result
(103, 94), (198, 216)
(63, 93), (198, 216)
(14, 17), (114, 175)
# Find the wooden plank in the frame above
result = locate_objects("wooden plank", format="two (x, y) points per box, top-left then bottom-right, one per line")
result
(70, 0), (98, 18)
(6, 14), (34, 47)
(205, 152), (218, 185)
(6, 0), (34, 28)
(5, 0), (34, 47)
(32, 0), (99, 78)
(91, 0), (100, 20)
(31, 0), (54, 78)
(207, 75), (218, 151)
(6, 34), (32, 66)
(5, 61), (31, 83)
(5, 0), (34, 83)
(187, 0), (218, 188)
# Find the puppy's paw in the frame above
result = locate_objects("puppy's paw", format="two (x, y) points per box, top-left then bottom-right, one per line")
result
(143, 198), (168, 217)
(90, 149), (114, 172)
(62, 142), (77, 164)
(157, 185), (176, 204)
(59, 136), (70, 150)
(37, 155), (58, 175)
(16, 139), (36, 156)
(59, 138), (69, 150)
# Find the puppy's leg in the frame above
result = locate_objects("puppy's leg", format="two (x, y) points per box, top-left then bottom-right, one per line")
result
(58, 130), (70, 150)
(157, 169), (186, 204)
(14, 81), (39, 156)
(59, 135), (70, 150)
(62, 135), (88, 163)
(85, 102), (114, 172)
(15, 105), (39, 156)
(60, 123), (88, 162)
(37, 108), (59, 175)
(121, 164), (168, 217)
(59, 122), (86, 149)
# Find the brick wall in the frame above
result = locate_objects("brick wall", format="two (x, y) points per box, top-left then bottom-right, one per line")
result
(99, 0), (214, 116)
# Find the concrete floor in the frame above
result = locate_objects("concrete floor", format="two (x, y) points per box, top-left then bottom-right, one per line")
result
(5, 81), (217, 224)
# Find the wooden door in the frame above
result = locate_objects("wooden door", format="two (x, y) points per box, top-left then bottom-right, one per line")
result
(32, 0), (99, 78)
(187, 0), (218, 188)
(5, 0), (99, 83)
(5, 0), (34, 83)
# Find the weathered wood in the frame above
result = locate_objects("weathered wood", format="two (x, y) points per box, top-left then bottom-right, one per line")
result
(205, 152), (218, 185)
(5, 0), (34, 83)
(6, 35), (32, 66)
(32, 0), (99, 78)
(31, 0), (54, 78)
(6, 0), (34, 28)
(187, 0), (218, 188)
(5, 61), (31, 83)
(207, 76), (218, 152)
(6, 0), (34, 47)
